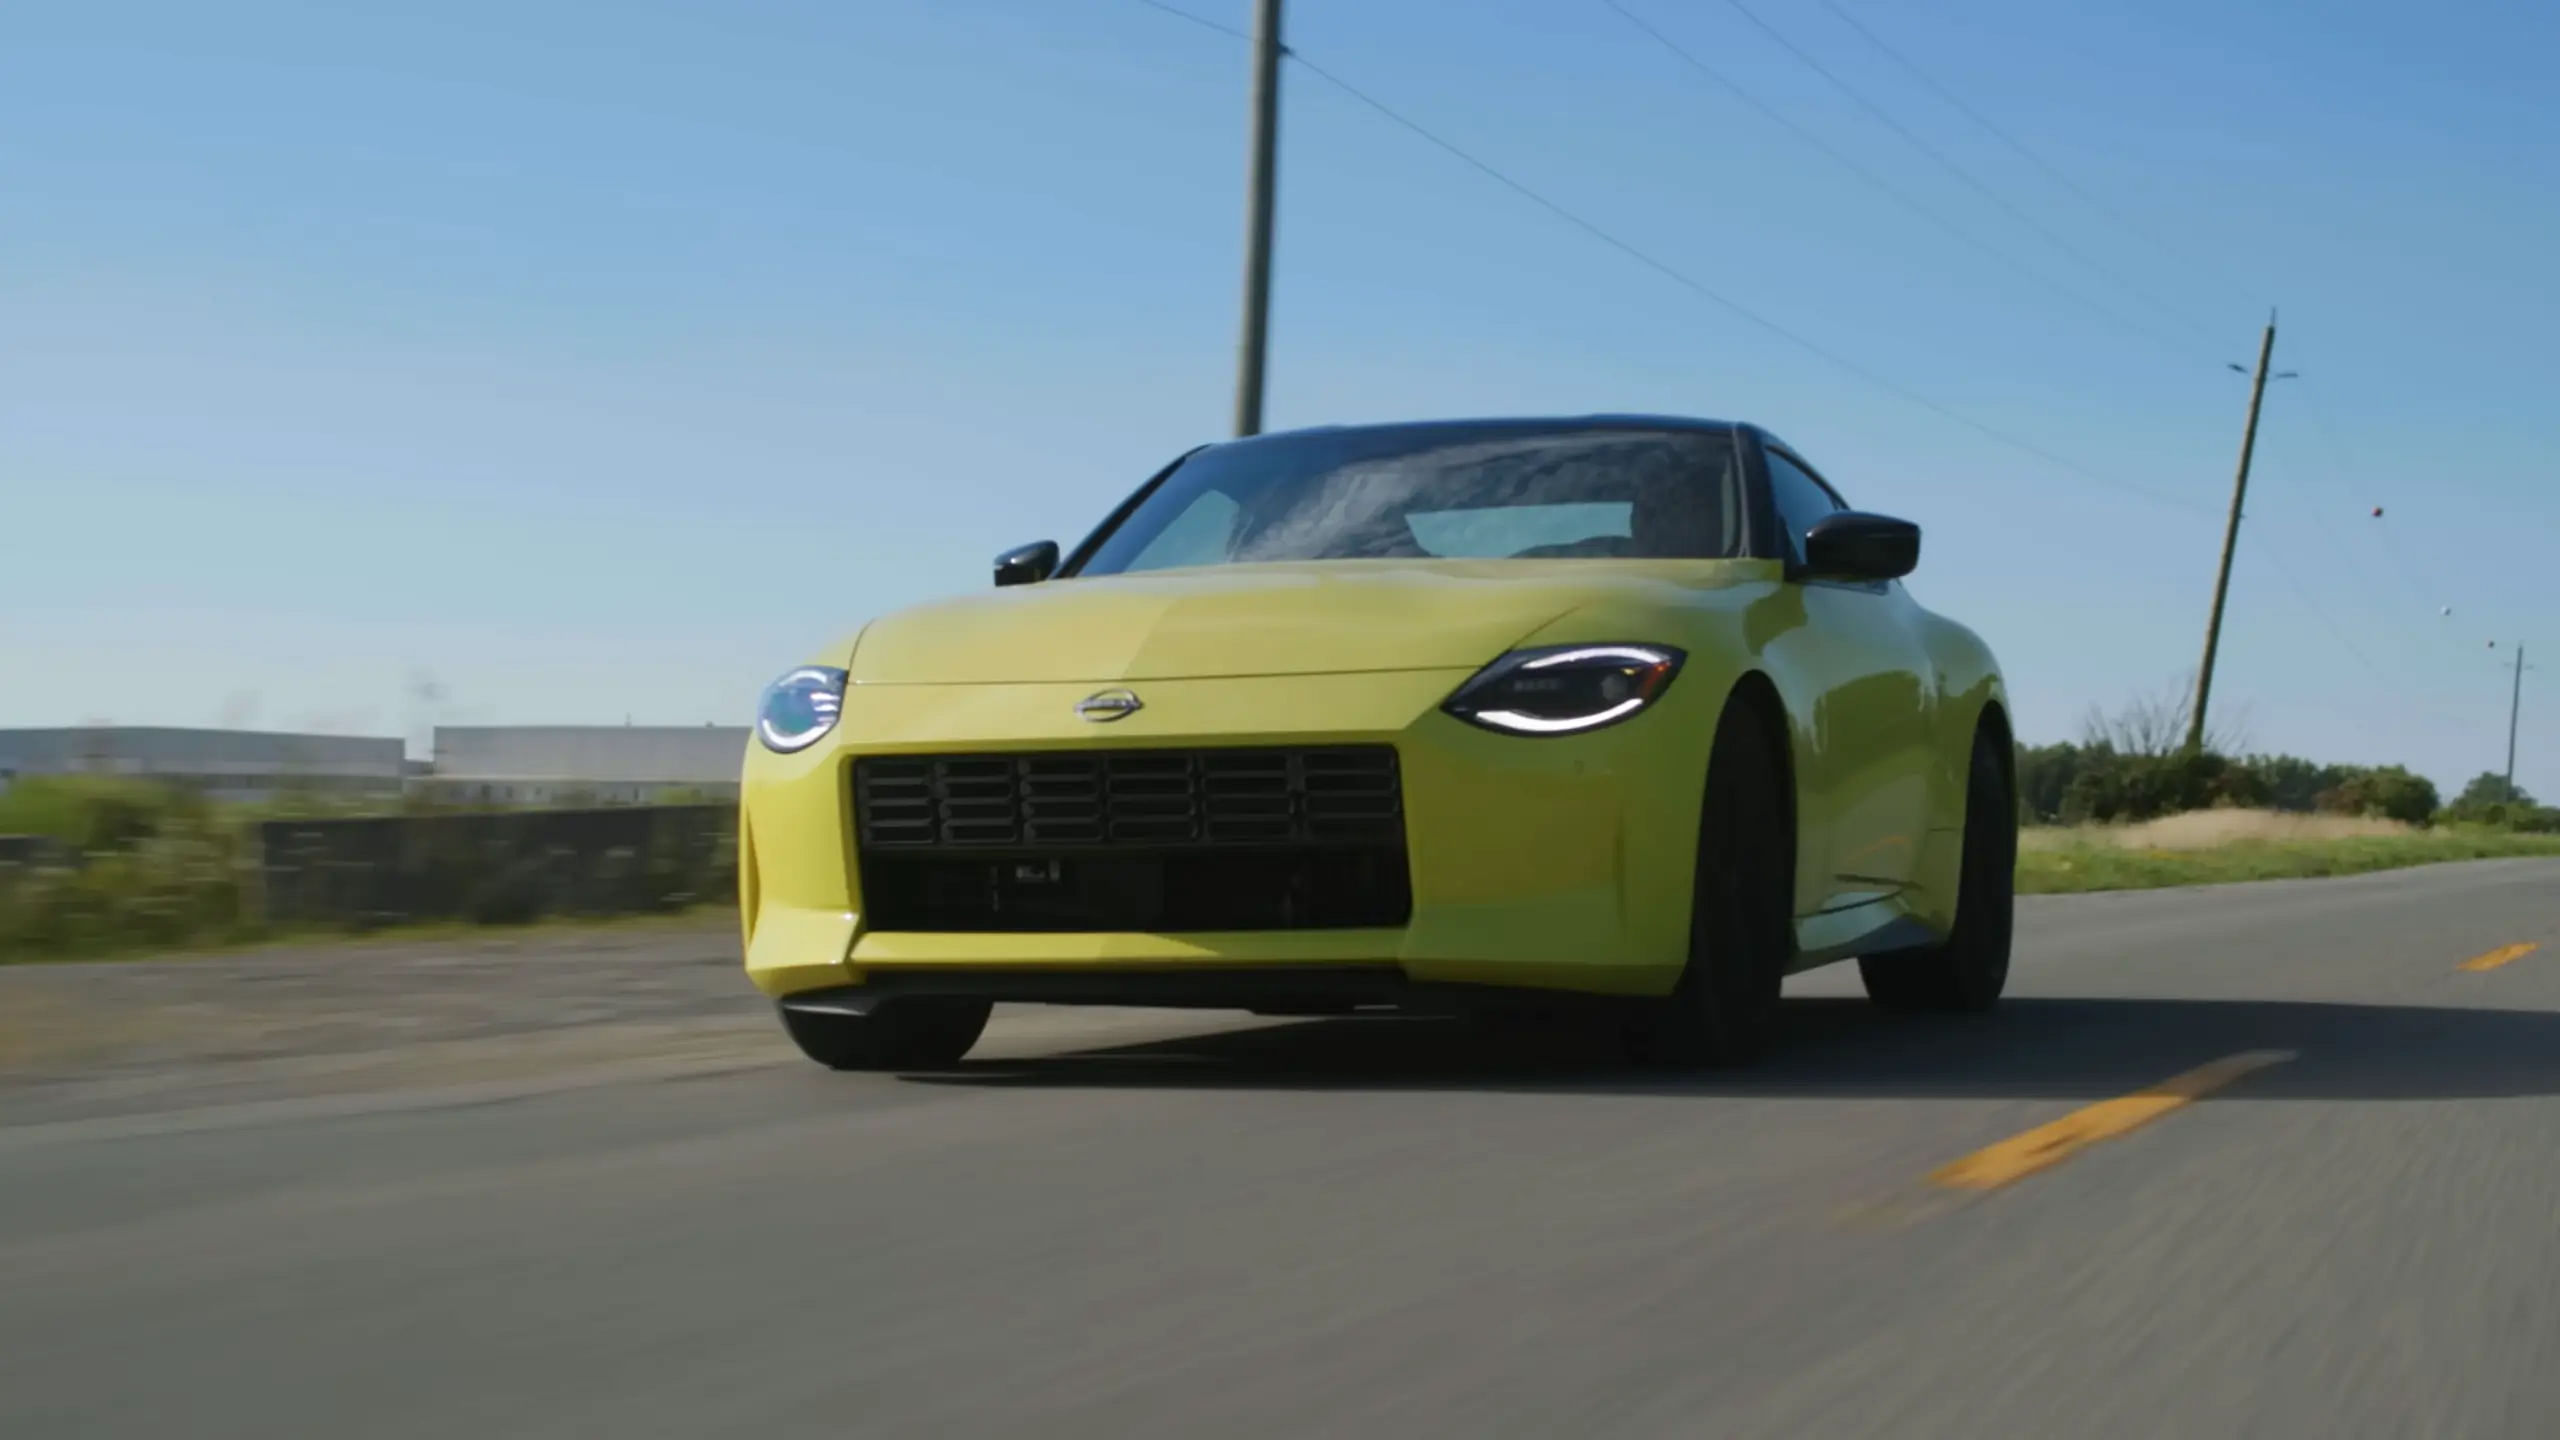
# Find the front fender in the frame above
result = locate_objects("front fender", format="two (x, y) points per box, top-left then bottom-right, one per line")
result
(1910, 609), (2007, 930)
(1509, 570), (1829, 920)
(737, 623), (870, 988)
(1920, 610), (2007, 757)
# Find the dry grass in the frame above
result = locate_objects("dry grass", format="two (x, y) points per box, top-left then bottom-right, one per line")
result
(2018, 813), (2560, 893)
(2020, 809), (2410, 853)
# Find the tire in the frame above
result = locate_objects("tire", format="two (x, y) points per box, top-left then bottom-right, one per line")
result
(1630, 695), (1795, 1068)
(1858, 724), (2016, 1013)
(778, 998), (992, 1071)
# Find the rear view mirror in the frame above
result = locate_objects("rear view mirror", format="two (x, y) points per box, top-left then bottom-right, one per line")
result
(994, 540), (1060, 587)
(1801, 511), (1919, 582)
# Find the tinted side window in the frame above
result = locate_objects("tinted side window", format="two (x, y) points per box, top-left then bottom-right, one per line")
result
(1763, 449), (1843, 566)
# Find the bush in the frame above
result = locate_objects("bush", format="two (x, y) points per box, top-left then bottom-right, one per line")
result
(2013, 691), (2446, 829)
(2015, 741), (2085, 824)
(0, 774), (215, 852)
(2440, 773), (2560, 832)
(2317, 765), (2439, 825)
(0, 776), (733, 962)
(2236, 753), (2348, 813)
(0, 777), (261, 961)
(2018, 686), (2291, 825)
(2023, 745), (2278, 825)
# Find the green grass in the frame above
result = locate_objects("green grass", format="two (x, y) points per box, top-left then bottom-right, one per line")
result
(0, 905), (741, 967)
(2017, 826), (2560, 895)
(1, 774), (735, 966)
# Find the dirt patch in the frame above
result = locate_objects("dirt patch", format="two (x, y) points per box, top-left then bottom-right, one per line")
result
(0, 916), (766, 1121)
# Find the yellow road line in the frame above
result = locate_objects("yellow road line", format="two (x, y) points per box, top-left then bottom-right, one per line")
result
(2458, 942), (2540, 973)
(1929, 1050), (2297, 1192)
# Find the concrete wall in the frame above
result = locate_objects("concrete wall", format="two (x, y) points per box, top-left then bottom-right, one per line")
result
(0, 727), (406, 804)
(421, 725), (750, 805)
(257, 805), (736, 925)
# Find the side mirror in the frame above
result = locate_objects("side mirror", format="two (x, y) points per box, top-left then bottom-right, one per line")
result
(1801, 511), (1919, 582)
(994, 539), (1060, 587)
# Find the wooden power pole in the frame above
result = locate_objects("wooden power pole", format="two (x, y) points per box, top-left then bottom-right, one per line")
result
(2508, 643), (2528, 795)
(2187, 312), (2281, 754)
(1231, 0), (1283, 438)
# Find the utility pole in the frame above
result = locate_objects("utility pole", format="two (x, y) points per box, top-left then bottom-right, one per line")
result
(2507, 643), (2527, 794)
(2187, 311), (2282, 753)
(1231, 0), (1283, 438)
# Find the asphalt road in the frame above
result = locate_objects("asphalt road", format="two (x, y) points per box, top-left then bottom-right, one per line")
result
(6, 859), (2560, 1438)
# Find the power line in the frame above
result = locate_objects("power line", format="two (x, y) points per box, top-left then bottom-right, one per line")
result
(1128, 0), (2520, 764)
(2252, 454), (2432, 647)
(2296, 394), (2446, 610)
(1597, 0), (2203, 370)
(2291, 386), (2538, 672)
(2246, 517), (2498, 734)
(2250, 537), (2395, 691)
(1812, 0), (2253, 313)
(2191, 331), (2497, 738)
(1683, 0), (2533, 709)
(1129, 0), (1247, 42)
(2281, 399), (2440, 623)
(1293, 51), (2215, 514)
(1717, 0), (2226, 354)
(2256, 402), (2540, 744)
(1126, 0), (2211, 516)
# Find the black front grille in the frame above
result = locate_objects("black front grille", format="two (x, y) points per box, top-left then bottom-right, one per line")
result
(855, 746), (1402, 851)
(852, 746), (1408, 932)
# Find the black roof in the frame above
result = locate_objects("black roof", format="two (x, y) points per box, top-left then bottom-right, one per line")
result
(1222, 414), (1748, 450)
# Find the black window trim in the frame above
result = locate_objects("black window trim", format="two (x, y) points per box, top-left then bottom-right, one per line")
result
(1750, 430), (1887, 592)
(1720, 424), (1756, 559)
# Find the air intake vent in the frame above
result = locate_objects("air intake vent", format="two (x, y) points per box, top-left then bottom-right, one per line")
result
(853, 746), (1402, 851)
(850, 746), (1409, 932)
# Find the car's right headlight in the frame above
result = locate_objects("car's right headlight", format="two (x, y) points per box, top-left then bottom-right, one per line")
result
(756, 666), (848, 753)
(1441, 644), (1685, 736)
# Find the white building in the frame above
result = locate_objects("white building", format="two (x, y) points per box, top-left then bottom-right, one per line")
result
(419, 725), (749, 806)
(0, 727), (407, 805)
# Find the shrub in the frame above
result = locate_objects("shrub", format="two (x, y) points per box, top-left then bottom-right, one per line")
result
(0, 776), (732, 962)
(2317, 766), (2440, 826)
(0, 778), (261, 961)
(0, 774), (214, 852)
(2037, 746), (2276, 824)
(2015, 696), (2448, 830)
(2440, 773), (2560, 832)
(2015, 741), (2085, 824)
(2236, 753), (2350, 813)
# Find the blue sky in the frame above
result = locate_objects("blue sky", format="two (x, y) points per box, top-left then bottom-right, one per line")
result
(4, 0), (2552, 798)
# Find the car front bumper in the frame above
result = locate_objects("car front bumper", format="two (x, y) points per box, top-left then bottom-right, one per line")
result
(738, 668), (1714, 1002)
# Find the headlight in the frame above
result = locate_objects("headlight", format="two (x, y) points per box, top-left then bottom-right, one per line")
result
(756, 666), (848, 753)
(1442, 644), (1684, 736)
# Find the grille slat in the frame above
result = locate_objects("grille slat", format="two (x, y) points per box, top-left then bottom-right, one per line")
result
(852, 746), (1409, 932)
(854, 746), (1402, 852)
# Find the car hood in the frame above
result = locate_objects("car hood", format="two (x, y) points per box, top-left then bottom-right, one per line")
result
(847, 559), (1752, 684)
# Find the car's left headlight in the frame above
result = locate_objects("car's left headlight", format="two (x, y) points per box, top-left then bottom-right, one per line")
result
(756, 666), (847, 753)
(1441, 644), (1685, 736)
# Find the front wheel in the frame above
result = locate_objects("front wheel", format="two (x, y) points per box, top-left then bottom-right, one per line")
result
(1629, 696), (1794, 1068)
(779, 998), (992, 1071)
(1858, 724), (2015, 1013)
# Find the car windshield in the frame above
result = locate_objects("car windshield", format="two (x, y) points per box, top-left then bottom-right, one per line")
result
(1074, 423), (1743, 576)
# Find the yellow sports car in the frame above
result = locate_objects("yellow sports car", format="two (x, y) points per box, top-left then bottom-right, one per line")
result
(739, 416), (2014, 1069)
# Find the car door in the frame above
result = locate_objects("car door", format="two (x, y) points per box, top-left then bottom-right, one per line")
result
(1753, 441), (1938, 914)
